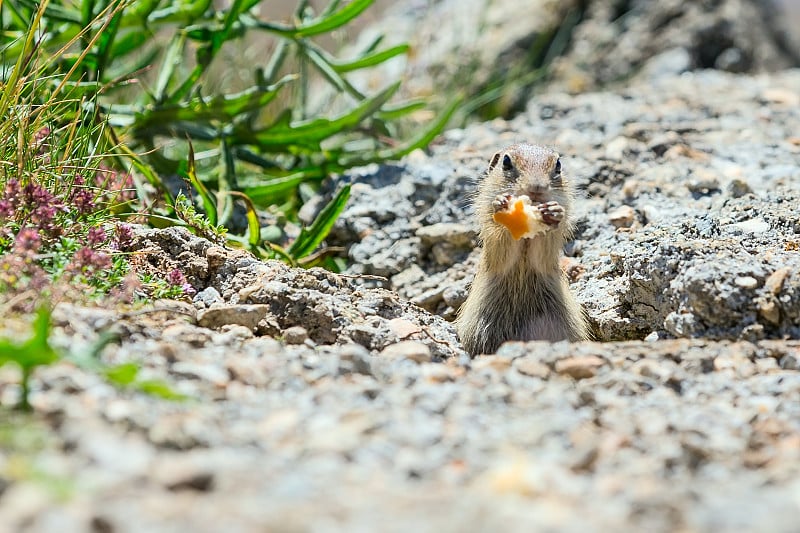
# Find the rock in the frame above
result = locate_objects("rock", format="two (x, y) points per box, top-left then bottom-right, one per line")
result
(731, 218), (771, 234)
(416, 223), (475, 247)
(734, 276), (759, 290)
(333, 0), (582, 114)
(193, 286), (223, 308)
(513, 356), (551, 379)
(337, 343), (373, 375)
(171, 361), (230, 386)
(765, 267), (791, 295)
(608, 205), (636, 229)
(379, 340), (432, 363)
(283, 326), (309, 345)
(197, 304), (270, 331)
(554, 356), (606, 379)
(549, 0), (797, 92)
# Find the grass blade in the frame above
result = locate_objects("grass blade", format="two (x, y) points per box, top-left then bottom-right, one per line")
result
(288, 184), (350, 259)
(17, 0), (83, 24)
(154, 32), (185, 102)
(332, 44), (409, 73)
(135, 76), (295, 133)
(228, 191), (261, 248)
(0, 0), (47, 121)
(255, 0), (373, 38)
(184, 141), (218, 225)
(240, 171), (317, 204)
(374, 99), (427, 121)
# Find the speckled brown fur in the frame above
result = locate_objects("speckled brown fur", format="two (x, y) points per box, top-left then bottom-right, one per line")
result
(456, 143), (588, 355)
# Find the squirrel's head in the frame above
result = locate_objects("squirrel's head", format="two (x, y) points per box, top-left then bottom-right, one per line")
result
(485, 143), (567, 205)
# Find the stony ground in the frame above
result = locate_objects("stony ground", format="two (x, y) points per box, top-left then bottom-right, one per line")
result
(2, 69), (800, 532)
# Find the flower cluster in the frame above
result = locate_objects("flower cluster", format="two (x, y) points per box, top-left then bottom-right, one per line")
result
(0, 130), (188, 309)
(0, 227), (48, 294)
(69, 175), (97, 215)
(167, 267), (197, 296)
(0, 179), (66, 237)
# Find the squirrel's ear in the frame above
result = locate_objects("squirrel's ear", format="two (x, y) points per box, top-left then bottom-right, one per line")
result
(488, 152), (501, 171)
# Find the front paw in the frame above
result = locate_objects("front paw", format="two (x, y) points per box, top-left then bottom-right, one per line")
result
(492, 193), (514, 213)
(538, 201), (564, 226)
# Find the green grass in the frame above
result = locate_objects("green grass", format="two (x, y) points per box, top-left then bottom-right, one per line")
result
(2, 0), (457, 271)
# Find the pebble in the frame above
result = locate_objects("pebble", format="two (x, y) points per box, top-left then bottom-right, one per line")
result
(758, 300), (781, 325)
(337, 343), (373, 375)
(731, 218), (771, 234)
(687, 169), (720, 193)
(283, 326), (309, 345)
(197, 304), (270, 331)
(387, 318), (421, 339)
(415, 223), (475, 248)
(764, 267), (791, 295)
(153, 455), (216, 492)
(379, 341), (432, 363)
(728, 178), (753, 198)
(554, 356), (606, 379)
(472, 355), (513, 372)
(734, 276), (759, 290)
(605, 136), (631, 160)
(171, 361), (230, 385)
(608, 205), (636, 228)
(193, 287), (223, 308)
(513, 356), (551, 379)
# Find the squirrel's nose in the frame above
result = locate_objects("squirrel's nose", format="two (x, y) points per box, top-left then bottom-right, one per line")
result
(524, 183), (549, 201)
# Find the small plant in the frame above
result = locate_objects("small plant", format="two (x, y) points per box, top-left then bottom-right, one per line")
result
(0, 4), (198, 309)
(0, 305), (185, 410)
(0, 307), (58, 410)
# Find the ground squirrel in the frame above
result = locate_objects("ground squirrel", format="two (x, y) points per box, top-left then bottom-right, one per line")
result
(456, 143), (588, 355)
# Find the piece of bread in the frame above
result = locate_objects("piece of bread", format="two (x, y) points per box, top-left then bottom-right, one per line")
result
(492, 195), (551, 240)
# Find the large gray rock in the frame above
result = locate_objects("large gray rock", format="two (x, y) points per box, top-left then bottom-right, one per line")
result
(551, 0), (800, 92)
(338, 0), (800, 117)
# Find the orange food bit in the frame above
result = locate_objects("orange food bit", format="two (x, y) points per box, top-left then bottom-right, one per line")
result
(493, 198), (529, 240)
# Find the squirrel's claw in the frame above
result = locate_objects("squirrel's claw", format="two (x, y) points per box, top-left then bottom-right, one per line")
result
(492, 193), (514, 213)
(538, 201), (564, 226)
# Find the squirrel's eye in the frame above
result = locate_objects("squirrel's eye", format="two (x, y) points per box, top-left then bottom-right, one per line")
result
(554, 158), (562, 175)
(502, 154), (513, 171)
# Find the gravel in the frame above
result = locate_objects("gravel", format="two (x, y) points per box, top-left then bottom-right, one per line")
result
(2, 43), (800, 533)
